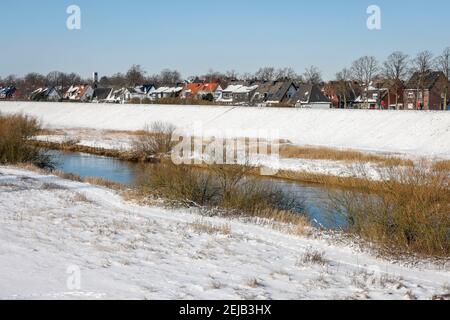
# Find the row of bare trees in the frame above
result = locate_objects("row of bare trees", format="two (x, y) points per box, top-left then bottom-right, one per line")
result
(200, 66), (323, 85)
(334, 48), (450, 110)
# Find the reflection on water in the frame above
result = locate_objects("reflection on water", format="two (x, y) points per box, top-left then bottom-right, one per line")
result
(49, 151), (346, 229)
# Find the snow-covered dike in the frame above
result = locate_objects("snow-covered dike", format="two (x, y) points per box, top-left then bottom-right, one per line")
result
(1, 101), (450, 158)
(0, 167), (448, 300)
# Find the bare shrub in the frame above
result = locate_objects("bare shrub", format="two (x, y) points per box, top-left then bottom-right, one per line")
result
(332, 164), (450, 257)
(132, 122), (176, 161)
(0, 113), (53, 169)
(138, 163), (219, 206)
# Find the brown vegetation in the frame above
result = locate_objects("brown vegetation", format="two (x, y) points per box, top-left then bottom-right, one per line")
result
(280, 145), (413, 167)
(331, 164), (450, 257)
(131, 122), (176, 161)
(0, 113), (53, 168)
(136, 162), (308, 226)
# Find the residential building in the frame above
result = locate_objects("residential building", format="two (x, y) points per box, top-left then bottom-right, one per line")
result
(251, 81), (297, 106)
(64, 85), (94, 102)
(290, 84), (331, 109)
(403, 71), (449, 110)
(0, 87), (17, 100)
(92, 87), (113, 103)
(29, 87), (61, 102)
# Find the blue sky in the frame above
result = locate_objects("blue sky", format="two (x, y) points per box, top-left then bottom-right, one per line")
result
(1, 0), (449, 80)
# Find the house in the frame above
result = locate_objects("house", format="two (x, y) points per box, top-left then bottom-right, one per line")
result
(217, 84), (259, 105)
(140, 84), (156, 96)
(150, 86), (183, 100)
(0, 87), (17, 100)
(251, 81), (297, 106)
(197, 83), (222, 100)
(92, 87), (113, 103)
(181, 83), (203, 99)
(64, 85), (94, 102)
(105, 88), (131, 104)
(354, 79), (404, 110)
(290, 84), (331, 109)
(403, 71), (449, 110)
(180, 83), (221, 101)
(324, 81), (361, 108)
(29, 87), (61, 102)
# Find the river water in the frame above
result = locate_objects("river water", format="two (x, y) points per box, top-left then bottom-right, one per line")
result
(49, 151), (347, 229)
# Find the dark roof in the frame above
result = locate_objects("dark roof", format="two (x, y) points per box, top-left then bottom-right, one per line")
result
(252, 81), (296, 103)
(93, 87), (112, 100)
(406, 71), (445, 89)
(292, 84), (330, 104)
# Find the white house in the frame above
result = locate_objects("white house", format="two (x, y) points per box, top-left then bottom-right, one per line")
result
(217, 84), (258, 104)
(150, 86), (183, 100)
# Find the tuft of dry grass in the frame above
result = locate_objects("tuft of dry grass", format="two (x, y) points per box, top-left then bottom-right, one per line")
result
(433, 160), (450, 172)
(190, 219), (231, 236)
(299, 249), (328, 266)
(246, 278), (263, 288)
(280, 145), (414, 167)
(72, 192), (90, 203)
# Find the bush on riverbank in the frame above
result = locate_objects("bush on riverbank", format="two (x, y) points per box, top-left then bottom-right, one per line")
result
(332, 164), (450, 257)
(0, 113), (53, 168)
(137, 162), (307, 225)
(131, 122), (176, 161)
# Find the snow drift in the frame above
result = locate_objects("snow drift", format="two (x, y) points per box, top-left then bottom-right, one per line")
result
(1, 101), (449, 158)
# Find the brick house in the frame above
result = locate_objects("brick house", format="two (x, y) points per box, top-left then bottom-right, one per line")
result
(403, 71), (449, 110)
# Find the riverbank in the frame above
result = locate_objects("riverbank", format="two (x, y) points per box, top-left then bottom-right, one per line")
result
(1, 165), (449, 300)
(1, 101), (450, 159)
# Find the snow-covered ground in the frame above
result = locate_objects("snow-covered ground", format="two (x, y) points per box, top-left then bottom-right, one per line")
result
(1, 101), (449, 159)
(1, 167), (448, 300)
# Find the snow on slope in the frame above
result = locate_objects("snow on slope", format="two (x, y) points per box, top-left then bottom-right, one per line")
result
(0, 166), (449, 300)
(1, 101), (449, 158)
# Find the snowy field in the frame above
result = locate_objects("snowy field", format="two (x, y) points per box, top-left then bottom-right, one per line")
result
(1, 101), (450, 159)
(0, 166), (449, 300)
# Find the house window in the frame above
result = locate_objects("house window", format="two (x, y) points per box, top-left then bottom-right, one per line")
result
(407, 92), (414, 99)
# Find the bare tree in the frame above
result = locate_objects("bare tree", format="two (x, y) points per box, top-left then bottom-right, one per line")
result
(255, 67), (276, 81)
(225, 70), (239, 80)
(275, 67), (300, 81)
(126, 65), (146, 86)
(435, 47), (450, 110)
(383, 51), (409, 109)
(412, 51), (434, 109)
(335, 68), (352, 108)
(303, 66), (323, 85)
(157, 69), (182, 86)
(351, 56), (379, 108)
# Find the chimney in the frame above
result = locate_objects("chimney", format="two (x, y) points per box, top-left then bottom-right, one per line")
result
(93, 72), (99, 89)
